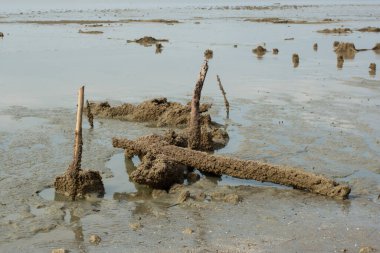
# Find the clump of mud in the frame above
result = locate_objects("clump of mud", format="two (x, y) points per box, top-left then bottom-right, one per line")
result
(89, 98), (211, 128)
(313, 43), (318, 51)
(272, 48), (279, 54)
(78, 29), (103, 34)
(252, 46), (267, 58)
(127, 36), (169, 46)
(334, 42), (357, 59)
(358, 27), (380, 32)
(292, 54), (299, 67)
(317, 28), (352, 34)
(130, 153), (185, 189)
(54, 169), (105, 198)
(204, 49), (213, 60)
(0, 32), (3, 38)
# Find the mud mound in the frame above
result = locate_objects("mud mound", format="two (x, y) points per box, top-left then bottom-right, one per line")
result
(54, 170), (105, 198)
(272, 48), (279, 54)
(127, 36), (169, 46)
(292, 54), (299, 67)
(358, 27), (380, 32)
(244, 17), (335, 24)
(130, 153), (185, 189)
(334, 42), (357, 59)
(252, 46), (267, 57)
(89, 98), (211, 127)
(317, 28), (351, 34)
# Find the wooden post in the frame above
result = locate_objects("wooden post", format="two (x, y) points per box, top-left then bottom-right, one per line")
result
(188, 60), (209, 150)
(216, 75), (230, 119)
(71, 86), (84, 171)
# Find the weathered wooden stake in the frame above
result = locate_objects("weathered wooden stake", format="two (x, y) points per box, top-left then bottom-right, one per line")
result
(216, 75), (230, 119)
(188, 60), (209, 150)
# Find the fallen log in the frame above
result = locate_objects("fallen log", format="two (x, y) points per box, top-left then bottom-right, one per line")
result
(113, 134), (351, 199)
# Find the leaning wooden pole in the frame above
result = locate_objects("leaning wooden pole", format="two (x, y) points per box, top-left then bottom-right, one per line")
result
(54, 86), (105, 200)
(113, 135), (351, 199)
(216, 75), (230, 119)
(188, 60), (209, 150)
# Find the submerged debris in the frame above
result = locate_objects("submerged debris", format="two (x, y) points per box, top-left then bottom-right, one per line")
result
(292, 53), (299, 67)
(313, 43), (318, 51)
(317, 28), (352, 34)
(252, 45), (267, 58)
(89, 234), (102, 245)
(358, 27), (380, 32)
(272, 48), (279, 54)
(0, 32), (3, 38)
(127, 36), (169, 46)
(86, 100), (94, 129)
(155, 43), (163, 54)
(369, 63), (376, 76)
(337, 55), (344, 69)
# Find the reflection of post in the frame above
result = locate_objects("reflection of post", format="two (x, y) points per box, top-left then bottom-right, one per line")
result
(188, 60), (209, 150)
(69, 209), (87, 253)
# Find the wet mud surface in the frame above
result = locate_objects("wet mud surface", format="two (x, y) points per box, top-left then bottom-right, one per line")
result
(1, 0), (380, 252)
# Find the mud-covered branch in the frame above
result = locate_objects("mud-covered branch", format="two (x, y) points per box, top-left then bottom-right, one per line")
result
(188, 60), (209, 150)
(113, 135), (350, 199)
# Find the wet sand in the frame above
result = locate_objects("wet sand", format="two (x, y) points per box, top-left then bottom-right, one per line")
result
(0, 0), (380, 252)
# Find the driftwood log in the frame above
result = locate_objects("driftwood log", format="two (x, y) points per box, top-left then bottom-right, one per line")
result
(54, 86), (104, 200)
(188, 60), (209, 150)
(113, 134), (351, 199)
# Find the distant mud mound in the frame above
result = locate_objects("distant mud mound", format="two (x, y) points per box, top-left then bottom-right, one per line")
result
(89, 98), (211, 127)
(358, 27), (380, 32)
(373, 43), (380, 51)
(127, 36), (169, 46)
(252, 46), (267, 57)
(334, 42), (357, 59)
(317, 28), (351, 34)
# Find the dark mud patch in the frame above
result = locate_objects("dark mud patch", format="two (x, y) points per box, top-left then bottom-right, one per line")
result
(78, 30), (103, 35)
(317, 28), (352, 34)
(88, 98), (210, 128)
(358, 27), (380, 32)
(127, 36), (169, 47)
(244, 17), (336, 24)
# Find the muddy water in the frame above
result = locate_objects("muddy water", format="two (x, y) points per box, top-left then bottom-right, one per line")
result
(1, 1), (380, 252)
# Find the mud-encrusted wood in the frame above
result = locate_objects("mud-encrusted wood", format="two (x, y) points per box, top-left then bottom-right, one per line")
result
(113, 135), (351, 199)
(188, 60), (209, 150)
(216, 75), (230, 119)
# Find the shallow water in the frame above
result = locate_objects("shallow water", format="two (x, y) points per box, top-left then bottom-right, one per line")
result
(1, 1), (380, 252)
